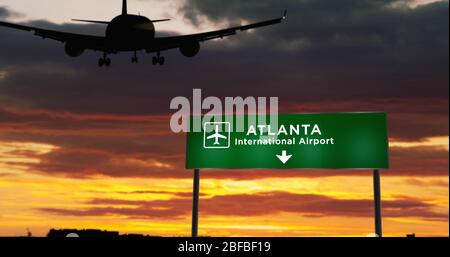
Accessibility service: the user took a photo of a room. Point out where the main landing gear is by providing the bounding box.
[98,53,111,67]
[131,51,138,63]
[152,52,165,66]
[96,51,165,66]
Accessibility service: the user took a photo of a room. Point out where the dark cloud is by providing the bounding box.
[179,0,449,99]
[389,146,449,175]
[39,191,449,221]
[0,7,9,18]
[0,6,21,19]
[282,99,449,141]
[181,0,449,59]
[16,146,184,179]
[116,190,208,198]
[0,1,448,115]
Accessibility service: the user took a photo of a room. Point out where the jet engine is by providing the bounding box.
[64,43,85,57]
[179,41,200,57]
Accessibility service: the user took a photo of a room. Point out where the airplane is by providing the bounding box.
[0,0,286,67]
[207,125,227,145]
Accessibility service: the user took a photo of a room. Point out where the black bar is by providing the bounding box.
[373,169,382,237]
[192,169,200,237]
[1,237,448,256]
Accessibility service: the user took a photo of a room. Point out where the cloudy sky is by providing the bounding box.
[0,0,448,236]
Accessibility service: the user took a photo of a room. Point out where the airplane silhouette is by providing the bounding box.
[0,0,286,67]
[207,125,227,145]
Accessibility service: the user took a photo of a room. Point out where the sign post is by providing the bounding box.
[373,169,382,237]
[186,113,389,237]
[191,169,200,237]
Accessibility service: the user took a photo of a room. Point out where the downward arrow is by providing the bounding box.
[276,150,292,164]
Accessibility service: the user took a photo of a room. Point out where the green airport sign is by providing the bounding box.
[186,113,389,169]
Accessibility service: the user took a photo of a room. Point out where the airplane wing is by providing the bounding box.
[0,10,286,55]
[206,134,217,140]
[147,11,287,53]
[0,21,110,52]
[207,134,227,140]
[216,134,227,139]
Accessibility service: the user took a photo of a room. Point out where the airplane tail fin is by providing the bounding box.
[122,0,127,15]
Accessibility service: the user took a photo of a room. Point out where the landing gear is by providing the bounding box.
[98,53,111,67]
[131,51,138,63]
[152,52,165,65]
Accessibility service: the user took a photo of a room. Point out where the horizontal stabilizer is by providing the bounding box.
[72,19,109,24]
[152,19,171,23]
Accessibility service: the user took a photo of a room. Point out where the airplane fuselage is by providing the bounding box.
[106,14,155,51]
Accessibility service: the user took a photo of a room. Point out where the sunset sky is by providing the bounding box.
[0,0,448,237]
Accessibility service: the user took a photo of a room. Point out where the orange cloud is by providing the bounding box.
[38,191,448,222]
